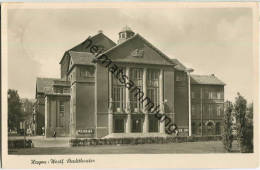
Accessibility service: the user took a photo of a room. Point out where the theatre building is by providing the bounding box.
[35,26,225,138]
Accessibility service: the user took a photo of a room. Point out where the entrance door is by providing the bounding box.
[206,122,214,135]
[149,116,159,132]
[215,122,221,135]
[114,118,125,133]
[132,118,142,132]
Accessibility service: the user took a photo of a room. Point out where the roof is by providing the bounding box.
[171,59,187,71]
[69,51,95,65]
[190,74,225,86]
[36,77,70,94]
[99,33,176,66]
[59,32,116,64]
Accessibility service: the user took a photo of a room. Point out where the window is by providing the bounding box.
[217,92,221,99]
[192,122,197,135]
[57,101,65,127]
[191,104,196,115]
[176,72,186,81]
[208,92,212,99]
[80,68,87,78]
[54,87,70,94]
[192,104,200,116]
[191,91,195,99]
[55,87,63,94]
[204,88,209,99]
[216,122,221,135]
[212,92,217,99]
[63,88,70,94]
[147,69,159,106]
[112,68,126,112]
[217,104,222,116]
[130,68,143,111]
[208,91,218,99]
[80,67,95,78]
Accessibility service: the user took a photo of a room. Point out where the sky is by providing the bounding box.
[7,7,253,102]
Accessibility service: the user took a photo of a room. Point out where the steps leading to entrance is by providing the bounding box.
[103,133,170,139]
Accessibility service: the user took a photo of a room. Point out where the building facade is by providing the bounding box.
[190,75,225,136]
[35,27,225,138]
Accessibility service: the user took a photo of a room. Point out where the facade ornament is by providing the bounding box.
[205,120,215,126]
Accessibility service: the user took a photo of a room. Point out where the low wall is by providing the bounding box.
[69,135,222,147]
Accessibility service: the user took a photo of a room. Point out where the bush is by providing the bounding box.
[222,101,233,152]
[8,139,33,149]
[69,135,222,147]
[234,93,254,153]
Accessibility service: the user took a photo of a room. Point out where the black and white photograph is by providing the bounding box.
[1,2,259,168]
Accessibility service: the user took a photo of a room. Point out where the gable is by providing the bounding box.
[103,34,175,66]
[59,32,116,76]
[69,32,116,55]
[67,51,95,73]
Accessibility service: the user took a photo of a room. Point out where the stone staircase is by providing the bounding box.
[103,133,170,139]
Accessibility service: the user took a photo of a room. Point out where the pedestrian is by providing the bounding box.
[53,130,56,138]
[42,127,45,136]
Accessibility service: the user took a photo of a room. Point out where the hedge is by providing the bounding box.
[8,139,33,149]
[69,135,222,147]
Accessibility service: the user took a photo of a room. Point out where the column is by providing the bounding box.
[142,68,148,133]
[44,95,50,137]
[159,69,165,133]
[108,110,113,134]
[70,92,76,137]
[125,67,131,133]
[108,71,113,134]
[187,71,192,136]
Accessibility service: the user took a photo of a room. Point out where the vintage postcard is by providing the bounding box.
[1,2,259,168]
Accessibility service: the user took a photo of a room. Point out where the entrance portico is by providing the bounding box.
[107,66,167,136]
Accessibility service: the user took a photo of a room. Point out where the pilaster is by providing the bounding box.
[125,67,131,133]
[142,68,148,133]
[159,69,165,133]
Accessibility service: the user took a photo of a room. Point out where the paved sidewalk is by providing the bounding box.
[9,136,71,148]
[8,141,240,155]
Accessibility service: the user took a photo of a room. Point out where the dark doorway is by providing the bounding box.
[149,115,159,132]
[192,122,197,135]
[132,118,142,133]
[114,118,125,133]
[215,122,221,135]
[206,122,214,135]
